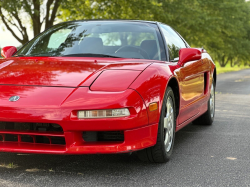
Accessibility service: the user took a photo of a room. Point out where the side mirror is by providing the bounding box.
[178,48,202,66]
[1,46,17,58]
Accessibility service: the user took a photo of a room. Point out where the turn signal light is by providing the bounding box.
[78,108,130,119]
[149,103,158,111]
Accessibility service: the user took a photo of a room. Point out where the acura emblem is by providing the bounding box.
[9,96,20,102]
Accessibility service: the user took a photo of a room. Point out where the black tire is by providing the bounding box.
[193,80,215,125]
[136,87,176,163]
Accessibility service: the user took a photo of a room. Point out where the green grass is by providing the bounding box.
[216,62,250,74]
[0,162,17,169]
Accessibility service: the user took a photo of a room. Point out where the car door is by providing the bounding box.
[160,24,208,125]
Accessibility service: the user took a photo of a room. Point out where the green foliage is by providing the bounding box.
[60,0,163,21]
[193,0,250,67]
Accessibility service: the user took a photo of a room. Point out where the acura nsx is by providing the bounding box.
[0,20,216,163]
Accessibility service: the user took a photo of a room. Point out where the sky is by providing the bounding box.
[0,21,34,48]
[0,1,50,48]
[0,23,24,48]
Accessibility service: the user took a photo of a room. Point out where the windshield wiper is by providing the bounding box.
[15,54,26,57]
[15,52,56,57]
[61,53,122,58]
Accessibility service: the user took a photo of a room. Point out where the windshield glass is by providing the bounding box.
[16,21,166,60]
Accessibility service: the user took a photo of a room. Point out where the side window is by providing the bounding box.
[160,24,186,61]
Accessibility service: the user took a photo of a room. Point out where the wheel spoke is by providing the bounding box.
[209,84,215,118]
[164,130,169,145]
[167,118,171,129]
[170,121,173,134]
[164,96,175,152]
[164,117,168,128]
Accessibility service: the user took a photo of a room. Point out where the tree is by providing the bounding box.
[60,0,164,21]
[194,0,250,67]
[0,0,61,45]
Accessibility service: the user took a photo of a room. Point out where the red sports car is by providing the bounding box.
[0,20,216,163]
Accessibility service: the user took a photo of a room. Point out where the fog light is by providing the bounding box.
[77,108,130,119]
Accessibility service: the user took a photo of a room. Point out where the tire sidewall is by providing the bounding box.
[159,87,176,159]
[207,80,215,123]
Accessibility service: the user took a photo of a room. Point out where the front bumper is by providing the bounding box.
[0,86,158,154]
[0,123,158,154]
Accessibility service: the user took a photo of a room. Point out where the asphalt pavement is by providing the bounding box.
[0,69,250,187]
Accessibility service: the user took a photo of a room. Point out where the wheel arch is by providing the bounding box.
[166,77,180,118]
[129,63,181,126]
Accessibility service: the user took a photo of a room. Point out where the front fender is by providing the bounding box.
[129,62,178,125]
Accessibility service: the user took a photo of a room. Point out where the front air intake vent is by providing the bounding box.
[83,131,124,142]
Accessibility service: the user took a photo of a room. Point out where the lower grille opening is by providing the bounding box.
[0,121,65,145]
[0,122,63,132]
[83,131,124,142]
[21,135,33,143]
[51,137,66,145]
[36,136,50,144]
[20,135,66,145]
[5,134,18,142]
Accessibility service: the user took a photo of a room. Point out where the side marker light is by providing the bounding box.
[149,103,158,111]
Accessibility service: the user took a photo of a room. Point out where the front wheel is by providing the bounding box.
[136,87,176,163]
[193,80,215,125]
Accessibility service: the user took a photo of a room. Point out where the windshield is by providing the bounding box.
[16,21,166,60]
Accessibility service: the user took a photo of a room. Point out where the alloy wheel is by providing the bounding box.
[164,97,174,152]
[210,84,215,118]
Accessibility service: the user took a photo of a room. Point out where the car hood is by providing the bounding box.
[0,57,153,87]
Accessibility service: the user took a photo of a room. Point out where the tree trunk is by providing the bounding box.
[230,58,234,67]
